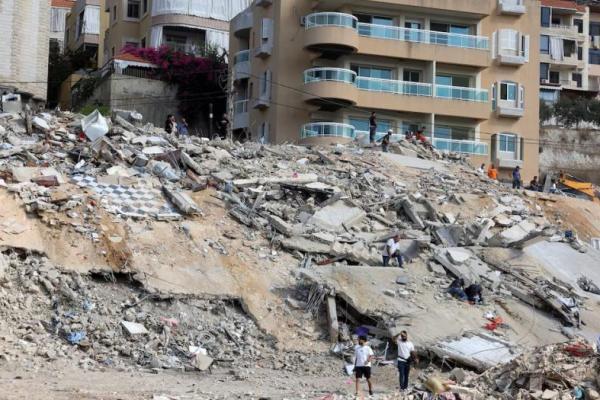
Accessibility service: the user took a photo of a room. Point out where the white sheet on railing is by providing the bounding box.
[150,25,164,47]
[153,0,250,20]
[84,6,100,35]
[50,7,69,33]
[550,37,564,60]
[206,29,229,53]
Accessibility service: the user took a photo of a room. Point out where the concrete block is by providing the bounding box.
[308,200,366,232]
[446,248,471,265]
[326,296,339,343]
[120,321,148,335]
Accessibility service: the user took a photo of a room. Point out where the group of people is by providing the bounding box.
[353,330,417,396]
[164,113,230,138]
[478,163,525,190]
[370,112,431,153]
[447,278,484,304]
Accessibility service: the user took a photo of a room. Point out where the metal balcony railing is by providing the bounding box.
[433,137,489,155]
[300,122,355,139]
[304,68,357,84]
[234,49,250,64]
[356,77,433,96]
[435,85,489,102]
[234,99,248,114]
[305,12,358,30]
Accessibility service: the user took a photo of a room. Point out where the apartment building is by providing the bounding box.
[50,0,76,53]
[0,0,50,100]
[102,0,250,64]
[230,0,541,180]
[64,0,110,68]
[539,0,589,102]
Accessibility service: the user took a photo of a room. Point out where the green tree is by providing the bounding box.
[553,96,589,128]
[539,99,553,124]
[47,47,97,108]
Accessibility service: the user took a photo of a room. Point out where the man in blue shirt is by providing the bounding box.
[512,166,522,189]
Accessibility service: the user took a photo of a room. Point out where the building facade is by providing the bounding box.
[230,0,541,180]
[64,0,110,68]
[102,0,250,64]
[50,0,75,53]
[0,0,50,101]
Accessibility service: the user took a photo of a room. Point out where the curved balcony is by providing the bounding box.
[303,68,358,108]
[304,12,359,56]
[300,122,355,145]
[233,50,251,82]
[232,10,253,38]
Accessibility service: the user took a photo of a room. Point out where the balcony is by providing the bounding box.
[254,43,273,58]
[495,103,524,118]
[253,95,270,109]
[232,10,253,38]
[358,23,489,51]
[163,41,204,56]
[304,12,359,55]
[435,85,488,102]
[498,0,526,15]
[300,122,355,144]
[233,100,249,130]
[356,77,433,96]
[303,68,358,107]
[497,50,527,66]
[433,138,488,155]
[233,50,251,82]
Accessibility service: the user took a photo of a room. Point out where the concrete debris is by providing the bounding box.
[120,321,149,335]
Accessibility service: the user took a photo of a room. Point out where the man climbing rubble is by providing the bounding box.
[394,330,417,392]
[465,283,484,304]
[382,234,404,268]
[447,278,467,301]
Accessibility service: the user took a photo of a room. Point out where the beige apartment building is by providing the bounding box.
[0,0,50,101]
[229,0,542,180]
[102,0,250,65]
[64,0,110,68]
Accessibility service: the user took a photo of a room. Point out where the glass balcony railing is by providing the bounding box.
[304,68,357,84]
[234,99,248,114]
[433,137,489,155]
[356,77,433,96]
[234,49,250,64]
[435,85,489,102]
[357,23,489,50]
[305,12,358,30]
[300,122,356,139]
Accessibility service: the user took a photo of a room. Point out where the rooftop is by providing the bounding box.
[541,0,587,12]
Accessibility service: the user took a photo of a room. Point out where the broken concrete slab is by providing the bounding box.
[281,237,330,254]
[307,200,366,232]
[120,321,148,335]
[382,152,447,172]
[429,332,520,371]
[446,248,471,264]
[233,173,319,188]
[489,220,539,247]
[162,187,201,215]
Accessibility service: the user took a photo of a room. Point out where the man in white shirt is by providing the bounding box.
[354,336,375,397]
[382,234,404,268]
[395,330,417,391]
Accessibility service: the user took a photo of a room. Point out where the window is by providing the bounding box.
[77,11,84,38]
[590,49,600,65]
[111,47,115,57]
[436,74,471,87]
[127,0,140,19]
[551,16,561,26]
[541,7,551,27]
[578,46,583,61]
[499,29,518,53]
[351,65,392,79]
[499,133,517,153]
[434,125,473,141]
[550,71,560,84]
[574,19,583,34]
[349,117,391,134]
[540,35,549,54]
[354,14,393,25]
[540,63,550,81]
[65,28,69,43]
[142,0,148,14]
[141,37,146,48]
[113,5,117,21]
[403,70,421,82]
[591,22,600,37]
[573,73,582,88]
[500,82,517,101]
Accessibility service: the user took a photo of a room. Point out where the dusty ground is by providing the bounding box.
[537,194,600,242]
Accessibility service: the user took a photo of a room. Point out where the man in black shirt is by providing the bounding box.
[369,112,377,144]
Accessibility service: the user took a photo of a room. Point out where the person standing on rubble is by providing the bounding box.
[178,118,189,137]
[395,330,417,392]
[369,112,377,143]
[512,166,522,189]
[382,234,404,268]
[487,164,498,180]
[353,336,375,397]
[164,114,176,134]
[477,163,486,175]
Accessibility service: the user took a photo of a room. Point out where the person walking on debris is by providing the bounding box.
[465,283,484,304]
[382,234,404,268]
[395,330,417,392]
[512,166,522,189]
[487,164,498,180]
[448,278,467,301]
[369,112,377,143]
[381,130,392,152]
[164,114,176,134]
[353,336,375,397]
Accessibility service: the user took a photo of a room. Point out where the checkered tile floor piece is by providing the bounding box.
[72,175,179,218]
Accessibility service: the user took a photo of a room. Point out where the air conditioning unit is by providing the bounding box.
[300,16,306,27]
[541,79,550,84]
